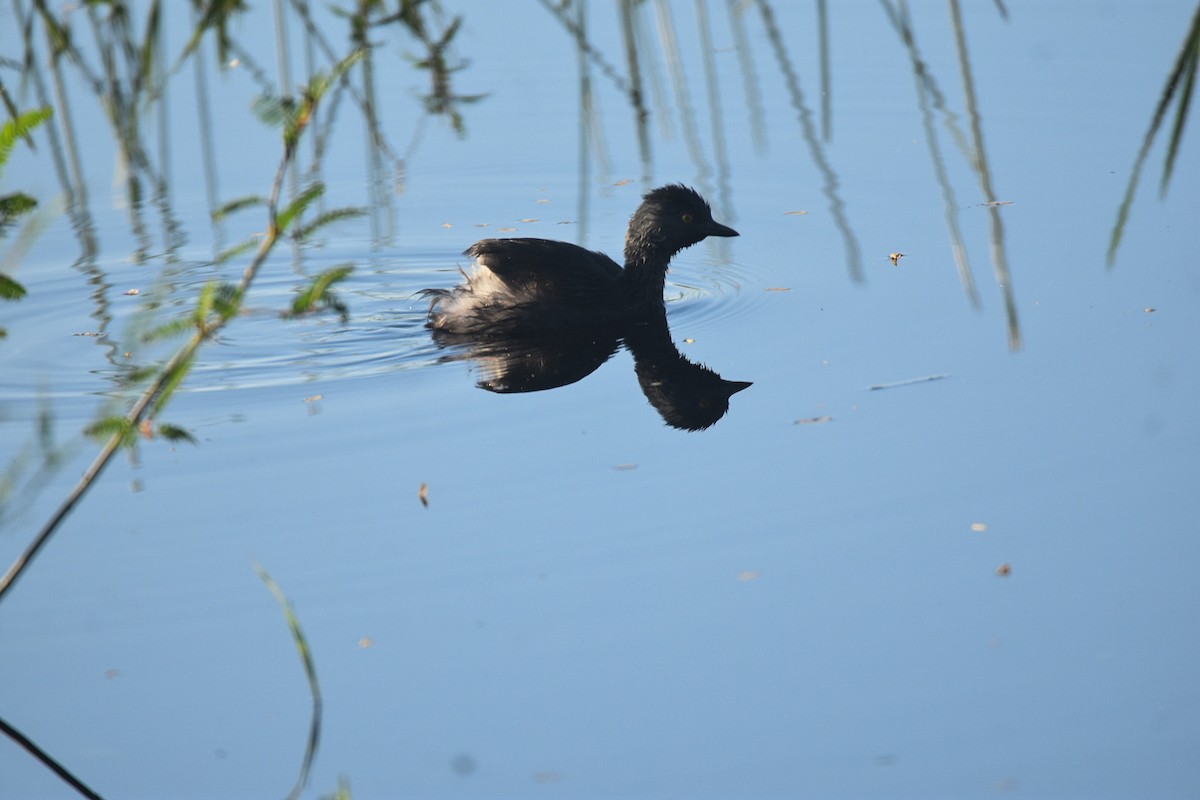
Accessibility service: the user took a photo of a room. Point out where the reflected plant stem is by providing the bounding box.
[697,0,736,227]
[273,0,295,109]
[147,13,186,265]
[884,0,980,306]
[18,3,119,372]
[354,5,395,247]
[85,4,154,265]
[30,5,88,208]
[82,7,172,362]
[1157,6,1199,195]
[577,0,594,244]
[0,81,32,144]
[13,0,97,256]
[273,0,302,267]
[582,15,616,194]
[817,0,831,142]
[360,14,382,244]
[41,7,121,355]
[757,0,863,281]
[1108,1,1200,267]
[949,0,1020,350]
[192,5,224,255]
[727,0,768,156]
[0,399,84,539]
[654,0,714,193]
[255,565,322,800]
[153,8,177,254]
[27,0,103,88]
[311,62,347,179]
[288,0,404,191]
[636,1,672,146]
[0,715,106,800]
[619,0,653,178]
[540,0,643,114]
[46,33,89,217]
[540,0,648,176]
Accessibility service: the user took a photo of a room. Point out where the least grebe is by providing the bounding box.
[424,184,738,334]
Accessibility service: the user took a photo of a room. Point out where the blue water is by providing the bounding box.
[2,2,1198,798]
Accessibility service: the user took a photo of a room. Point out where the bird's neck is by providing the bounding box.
[621,247,672,305]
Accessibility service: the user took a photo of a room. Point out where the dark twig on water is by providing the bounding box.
[0,716,106,800]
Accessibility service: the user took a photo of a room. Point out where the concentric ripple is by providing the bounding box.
[662,251,773,333]
[4,240,770,420]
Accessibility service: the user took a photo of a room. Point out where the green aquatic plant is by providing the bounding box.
[287,262,354,321]
[0,105,53,335]
[0,51,362,604]
[0,50,363,800]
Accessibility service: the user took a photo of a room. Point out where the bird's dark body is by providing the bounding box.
[424,185,737,336]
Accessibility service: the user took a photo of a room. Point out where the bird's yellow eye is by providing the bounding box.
[681,213,694,223]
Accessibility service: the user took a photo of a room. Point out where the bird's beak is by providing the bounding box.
[707,221,739,238]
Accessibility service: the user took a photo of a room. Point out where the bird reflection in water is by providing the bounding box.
[430,306,750,431]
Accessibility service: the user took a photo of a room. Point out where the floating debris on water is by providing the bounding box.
[868,374,950,391]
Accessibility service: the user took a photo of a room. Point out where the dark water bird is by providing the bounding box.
[424,184,738,335]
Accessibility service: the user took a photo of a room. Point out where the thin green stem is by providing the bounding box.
[0,85,308,604]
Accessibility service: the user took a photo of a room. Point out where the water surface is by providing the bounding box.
[2,2,1198,798]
